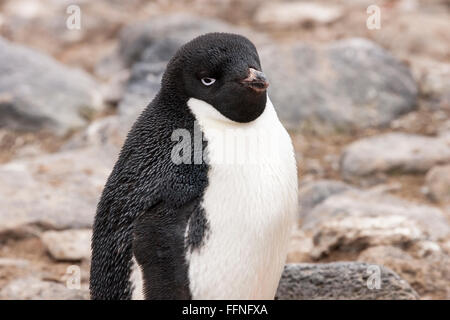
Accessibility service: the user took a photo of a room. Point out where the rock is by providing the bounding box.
[439,120,450,138]
[340,132,450,179]
[63,116,126,150]
[410,58,450,109]
[302,159,325,177]
[276,262,419,300]
[100,69,130,105]
[425,165,450,204]
[358,246,450,299]
[303,189,450,238]
[287,228,314,263]
[311,215,424,260]
[0,276,89,300]
[41,229,92,262]
[0,37,104,135]
[301,189,450,259]
[409,240,443,258]
[255,2,343,28]
[372,13,450,63]
[261,38,418,131]
[390,108,449,134]
[1,0,132,72]
[298,179,354,218]
[0,258,29,268]
[0,147,116,240]
[442,239,450,255]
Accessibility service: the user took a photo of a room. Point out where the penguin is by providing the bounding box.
[90,32,298,300]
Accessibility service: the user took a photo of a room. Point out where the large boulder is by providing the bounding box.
[0,146,116,240]
[340,132,450,180]
[261,38,418,131]
[300,189,449,259]
[276,262,419,300]
[0,37,104,135]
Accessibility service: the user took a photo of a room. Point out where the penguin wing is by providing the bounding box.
[132,191,207,299]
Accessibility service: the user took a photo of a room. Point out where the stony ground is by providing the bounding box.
[0,0,449,299]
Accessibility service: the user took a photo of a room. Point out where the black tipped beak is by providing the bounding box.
[240,68,269,93]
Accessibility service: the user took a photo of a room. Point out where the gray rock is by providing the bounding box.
[276,262,419,300]
[358,246,450,299]
[41,229,92,262]
[261,38,418,131]
[425,165,450,204]
[298,179,354,218]
[0,147,116,240]
[301,189,450,259]
[340,132,450,179]
[302,189,450,237]
[0,37,104,135]
[0,276,89,300]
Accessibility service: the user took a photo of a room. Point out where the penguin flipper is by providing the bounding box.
[132,198,205,299]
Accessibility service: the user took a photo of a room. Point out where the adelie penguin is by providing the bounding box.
[90,33,298,300]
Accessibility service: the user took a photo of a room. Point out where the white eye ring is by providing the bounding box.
[201,77,216,86]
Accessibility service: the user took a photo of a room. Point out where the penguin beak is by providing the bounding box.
[240,68,269,93]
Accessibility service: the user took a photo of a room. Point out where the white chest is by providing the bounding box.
[186,97,298,299]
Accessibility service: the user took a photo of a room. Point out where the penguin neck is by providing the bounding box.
[158,86,188,107]
[159,64,189,106]
[187,95,277,131]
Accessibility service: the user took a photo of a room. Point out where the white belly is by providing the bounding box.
[186,96,298,299]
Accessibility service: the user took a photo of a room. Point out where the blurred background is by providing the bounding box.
[0,0,449,300]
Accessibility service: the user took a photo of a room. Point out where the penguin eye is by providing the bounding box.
[201,77,216,86]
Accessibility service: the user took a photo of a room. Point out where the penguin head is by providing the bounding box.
[162,33,268,123]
